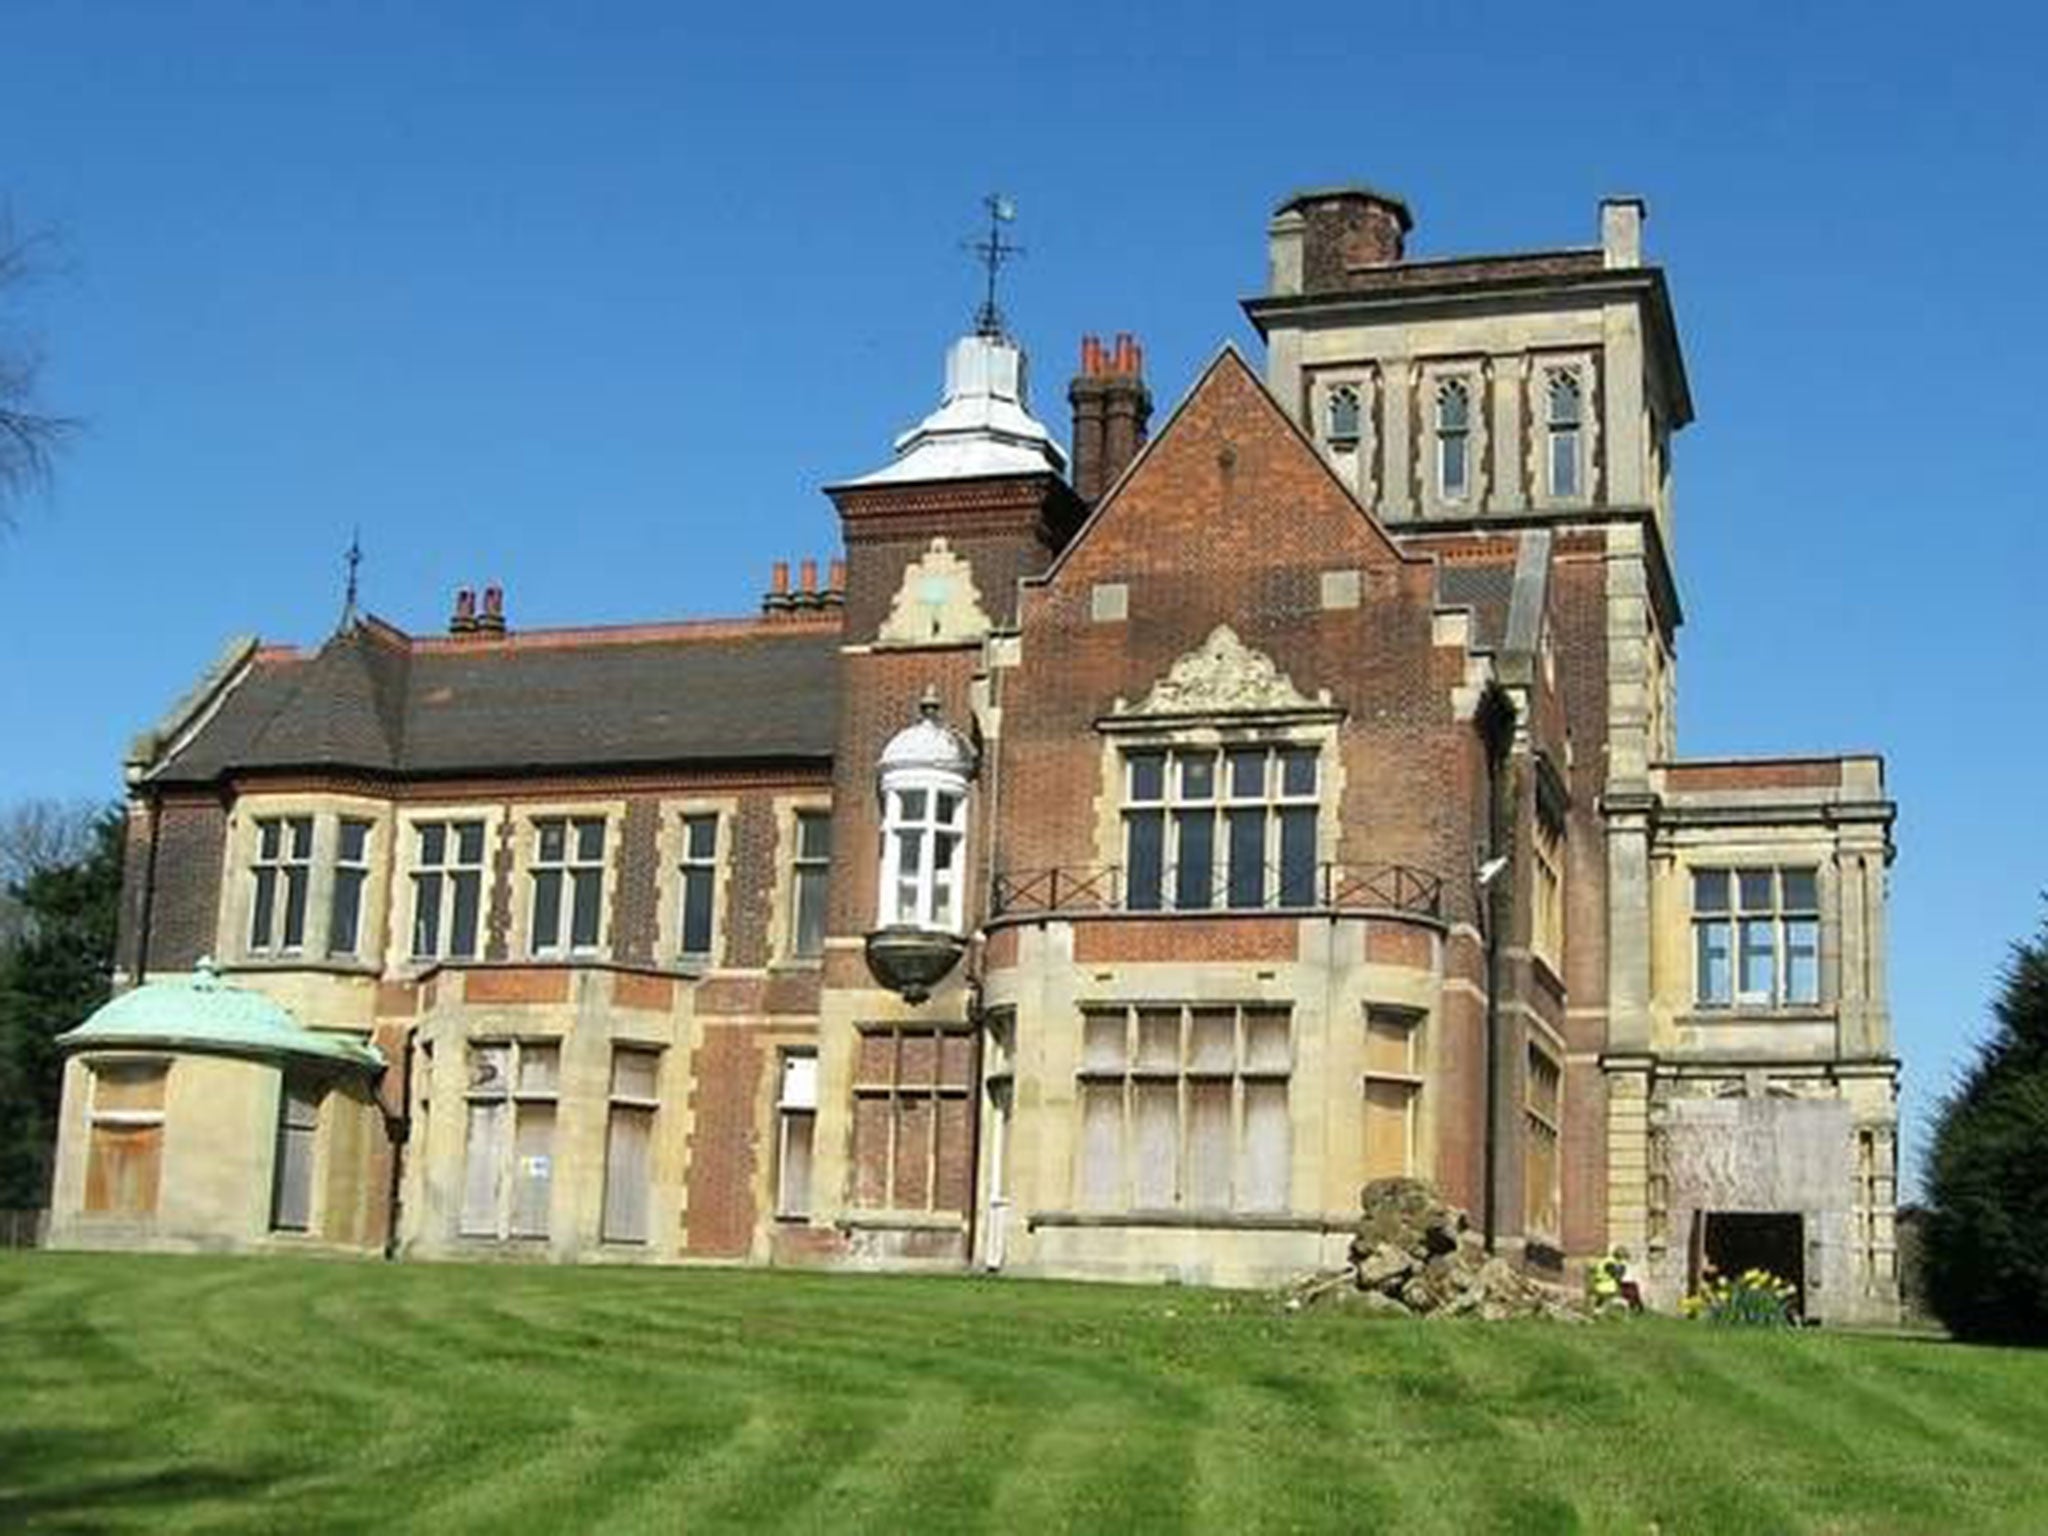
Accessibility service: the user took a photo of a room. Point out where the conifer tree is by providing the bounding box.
[0,809,120,1209]
[1925,915,2048,1344]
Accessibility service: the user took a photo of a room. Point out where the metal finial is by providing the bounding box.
[964,193,1023,339]
[339,526,363,631]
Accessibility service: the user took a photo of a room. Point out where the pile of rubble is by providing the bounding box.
[1286,1178,1589,1321]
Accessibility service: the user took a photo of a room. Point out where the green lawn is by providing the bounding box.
[3,1254,2045,1534]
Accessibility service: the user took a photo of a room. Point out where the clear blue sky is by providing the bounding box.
[3,1,2042,1183]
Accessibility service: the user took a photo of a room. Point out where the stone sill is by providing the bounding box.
[837,1212,965,1233]
[1028,1210,1345,1234]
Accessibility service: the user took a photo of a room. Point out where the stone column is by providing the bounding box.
[1490,352,1524,512]
[1382,362,1414,521]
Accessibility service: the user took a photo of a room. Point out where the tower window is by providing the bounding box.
[1436,379,1471,499]
[1326,385,1361,446]
[1547,371,1583,498]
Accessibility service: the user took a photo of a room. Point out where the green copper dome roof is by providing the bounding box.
[59,960,382,1071]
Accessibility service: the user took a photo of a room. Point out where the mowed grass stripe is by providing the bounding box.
[7,1254,2048,1534]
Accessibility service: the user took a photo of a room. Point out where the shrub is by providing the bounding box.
[1924,918,2048,1345]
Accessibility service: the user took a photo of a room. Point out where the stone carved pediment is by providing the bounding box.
[878,537,993,647]
[1117,625,1330,718]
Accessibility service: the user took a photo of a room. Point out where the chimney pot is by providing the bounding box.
[1601,196,1646,269]
[1070,330,1152,504]
[450,587,477,634]
[476,584,506,635]
[771,560,790,594]
[828,557,846,594]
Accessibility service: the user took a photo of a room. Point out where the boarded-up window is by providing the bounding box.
[603,1047,660,1243]
[461,1041,558,1239]
[1073,1004,1292,1214]
[1524,1044,1562,1240]
[776,1051,817,1217]
[84,1061,167,1217]
[849,1026,976,1212]
[1363,1008,1422,1180]
[270,1076,322,1232]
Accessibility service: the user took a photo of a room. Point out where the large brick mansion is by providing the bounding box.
[49,186,1900,1320]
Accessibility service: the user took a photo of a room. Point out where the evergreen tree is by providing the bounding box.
[0,808,120,1209]
[1925,915,2048,1344]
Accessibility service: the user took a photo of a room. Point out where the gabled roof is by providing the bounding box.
[1038,343,1418,585]
[146,617,841,785]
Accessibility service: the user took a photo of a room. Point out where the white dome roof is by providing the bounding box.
[880,694,976,777]
[850,333,1067,486]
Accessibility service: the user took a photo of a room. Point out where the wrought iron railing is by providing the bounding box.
[990,862,1443,920]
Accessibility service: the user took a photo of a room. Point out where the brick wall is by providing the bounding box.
[683,1024,765,1257]
[135,794,227,973]
[997,353,1483,915]
[611,796,660,964]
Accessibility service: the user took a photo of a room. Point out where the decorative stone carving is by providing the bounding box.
[1117,625,1330,717]
[878,537,993,647]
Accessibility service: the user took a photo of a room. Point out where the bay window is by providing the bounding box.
[1122,746,1318,912]
[1693,866,1821,1009]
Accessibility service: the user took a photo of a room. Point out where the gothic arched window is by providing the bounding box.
[1326,385,1361,446]
[1436,379,1471,499]
[1547,371,1583,498]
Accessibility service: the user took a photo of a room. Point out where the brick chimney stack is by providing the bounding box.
[1069,332,1152,504]
[1268,185,1414,297]
[761,556,847,618]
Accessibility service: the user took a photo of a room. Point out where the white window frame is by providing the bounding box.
[407,817,489,963]
[877,772,968,932]
[776,1049,818,1218]
[527,815,608,958]
[1692,866,1822,1010]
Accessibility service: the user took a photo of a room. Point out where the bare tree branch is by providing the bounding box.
[0,208,77,529]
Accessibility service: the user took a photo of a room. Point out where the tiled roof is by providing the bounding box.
[150,618,840,783]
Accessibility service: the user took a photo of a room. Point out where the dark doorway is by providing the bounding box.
[1699,1212,1805,1317]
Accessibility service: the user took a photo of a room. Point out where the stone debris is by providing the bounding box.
[1284,1177,1590,1322]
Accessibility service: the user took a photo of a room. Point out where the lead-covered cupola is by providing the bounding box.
[848,330,1068,487]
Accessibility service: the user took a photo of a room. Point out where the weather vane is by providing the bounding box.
[338,526,362,632]
[964,193,1023,339]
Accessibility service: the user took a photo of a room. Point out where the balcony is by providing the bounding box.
[990,862,1444,921]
